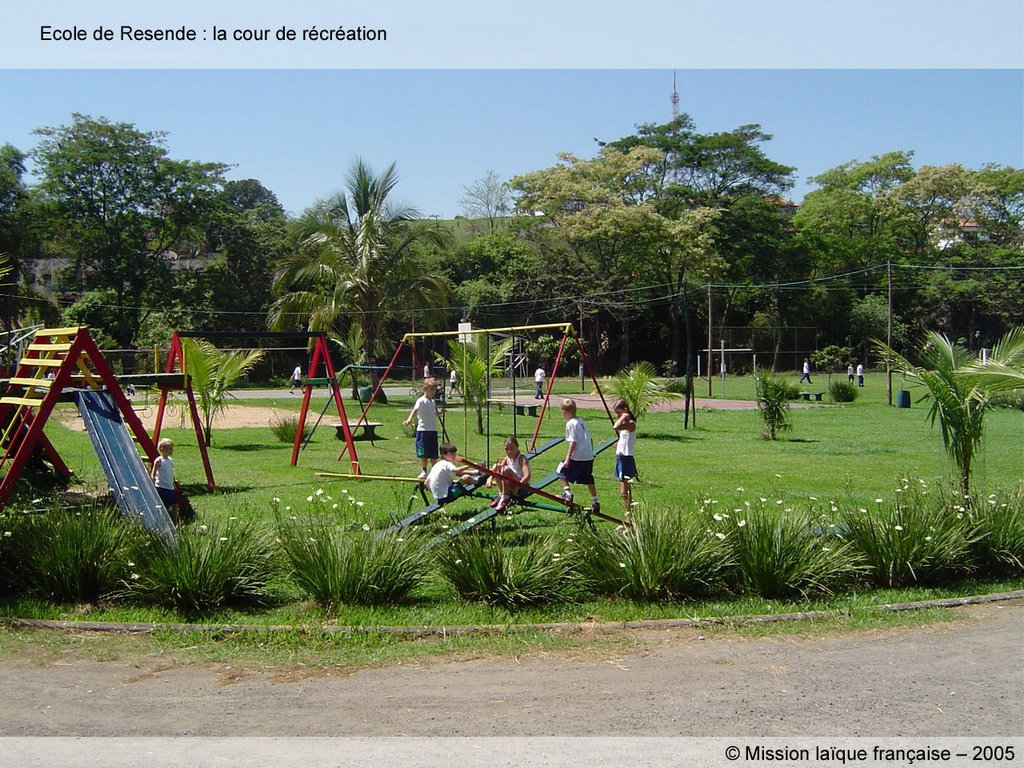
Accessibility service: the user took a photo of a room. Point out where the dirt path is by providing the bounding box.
[1,602,1020,738]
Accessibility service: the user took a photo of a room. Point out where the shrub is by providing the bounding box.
[2,504,145,603]
[573,506,732,602]
[729,506,863,599]
[278,516,429,606]
[662,377,690,395]
[840,484,979,587]
[971,487,1024,575]
[755,372,793,440]
[129,519,278,616]
[829,380,858,403]
[437,532,582,610]
[269,413,311,443]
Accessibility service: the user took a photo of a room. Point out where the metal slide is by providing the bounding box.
[75,390,175,538]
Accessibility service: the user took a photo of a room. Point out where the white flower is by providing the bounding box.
[715,532,726,540]
[859,508,868,514]
[355,501,364,507]
[199,524,208,532]
[219,537,228,541]
[736,487,745,492]
[774,473,782,478]
[361,524,370,531]
[306,496,313,502]
[455,559,463,565]
[925,536,932,541]
[713,513,723,521]
[619,562,626,568]
[285,506,291,511]
[875,498,883,504]
[776,499,783,505]
[332,503,338,509]
[315,488,324,496]
[759,497,767,503]
[737,520,746,527]
[894,525,903,531]
[272,497,281,504]
[340,489,349,494]
[808,496,818,501]
[2,531,10,538]
[127,561,135,567]
[130,573,139,580]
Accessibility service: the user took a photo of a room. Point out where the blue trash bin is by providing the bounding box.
[896,390,911,408]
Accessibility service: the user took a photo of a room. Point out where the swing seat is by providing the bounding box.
[331,422,384,441]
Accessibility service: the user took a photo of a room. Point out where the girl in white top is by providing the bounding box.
[151,438,179,522]
[612,399,637,513]
[487,436,532,512]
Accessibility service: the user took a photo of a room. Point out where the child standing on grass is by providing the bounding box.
[556,398,599,515]
[151,438,179,523]
[403,377,442,479]
[488,435,532,512]
[426,443,480,504]
[611,399,637,514]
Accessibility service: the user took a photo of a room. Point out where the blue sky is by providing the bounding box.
[2,1,1021,218]
[2,69,1020,218]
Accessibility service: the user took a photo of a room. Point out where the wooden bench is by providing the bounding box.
[799,391,824,402]
[330,422,384,441]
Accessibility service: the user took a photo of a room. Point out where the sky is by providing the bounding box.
[1,1,1021,219]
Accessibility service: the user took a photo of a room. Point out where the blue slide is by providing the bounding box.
[75,390,176,539]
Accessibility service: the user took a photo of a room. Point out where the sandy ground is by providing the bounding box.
[0,602,1020,738]
[55,403,290,432]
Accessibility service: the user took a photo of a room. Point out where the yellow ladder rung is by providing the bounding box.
[26,343,72,353]
[24,358,64,368]
[0,396,46,407]
[7,377,51,388]
[35,327,83,337]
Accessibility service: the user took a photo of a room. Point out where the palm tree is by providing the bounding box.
[442,336,512,434]
[876,327,1024,497]
[608,361,675,422]
[182,338,265,446]
[268,160,448,379]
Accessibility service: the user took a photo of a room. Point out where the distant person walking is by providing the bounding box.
[848,364,855,384]
[799,358,812,385]
[856,363,865,387]
[289,364,303,394]
[534,364,546,399]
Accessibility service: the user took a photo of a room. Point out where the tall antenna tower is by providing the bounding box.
[670,71,679,120]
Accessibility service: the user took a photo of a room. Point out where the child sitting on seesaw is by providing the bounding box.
[487,435,531,512]
[425,443,480,504]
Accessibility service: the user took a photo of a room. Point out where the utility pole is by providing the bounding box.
[886,261,893,406]
[706,283,713,397]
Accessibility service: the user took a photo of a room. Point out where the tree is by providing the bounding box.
[31,114,227,348]
[876,327,1024,497]
[608,361,675,422]
[181,338,265,446]
[269,159,449,377]
[442,336,512,434]
[459,170,510,232]
[754,372,793,441]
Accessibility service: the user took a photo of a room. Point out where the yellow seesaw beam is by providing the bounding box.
[314,472,425,483]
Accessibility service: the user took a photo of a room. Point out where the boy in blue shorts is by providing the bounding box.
[556,398,599,515]
[403,377,442,480]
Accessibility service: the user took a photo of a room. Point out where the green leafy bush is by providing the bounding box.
[829,380,858,403]
[278,516,429,606]
[755,372,794,440]
[129,519,278,616]
[437,532,582,610]
[573,506,732,602]
[840,484,979,587]
[729,506,863,598]
[269,413,311,443]
[1,505,144,603]
[970,487,1024,575]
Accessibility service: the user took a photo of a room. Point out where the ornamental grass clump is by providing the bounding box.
[840,483,979,588]
[278,516,429,606]
[269,413,311,443]
[129,519,278,616]
[2,504,145,603]
[573,505,732,602]
[828,380,858,403]
[730,505,863,599]
[969,487,1024,575]
[436,532,583,610]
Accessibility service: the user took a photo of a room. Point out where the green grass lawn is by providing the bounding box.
[31,373,1023,532]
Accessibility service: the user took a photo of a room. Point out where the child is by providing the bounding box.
[403,377,442,479]
[151,438,179,523]
[612,399,637,513]
[426,443,479,504]
[289,364,303,394]
[556,398,599,515]
[488,436,532,512]
[533,364,546,399]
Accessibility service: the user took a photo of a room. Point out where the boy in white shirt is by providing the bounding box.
[426,443,479,504]
[403,377,442,479]
[556,398,599,515]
